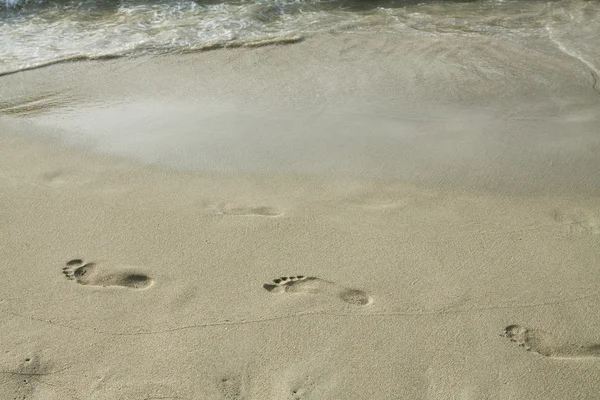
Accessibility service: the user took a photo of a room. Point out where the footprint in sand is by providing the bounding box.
[219,376,244,400]
[504,324,600,359]
[551,209,600,235]
[62,259,153,290]
[2,355,56,399]
[263,276,372,306]
[218,204,282,217]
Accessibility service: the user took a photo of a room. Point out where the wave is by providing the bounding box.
[0,0,497,10]
[0,34,304,76]
[1,0,599,76]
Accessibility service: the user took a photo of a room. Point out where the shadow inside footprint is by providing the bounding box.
[504,324,600,358]
[263,276,372,306]
[62,259,153,290]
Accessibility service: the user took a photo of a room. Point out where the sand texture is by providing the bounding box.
[1,32,600,399]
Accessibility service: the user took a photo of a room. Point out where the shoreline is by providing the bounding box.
[2,32,599,196]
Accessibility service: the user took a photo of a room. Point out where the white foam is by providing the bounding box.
[1,0,599,75]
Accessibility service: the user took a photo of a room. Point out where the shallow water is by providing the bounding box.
[1,0,599,75]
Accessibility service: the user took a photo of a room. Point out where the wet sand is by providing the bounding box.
[0,32,599,399]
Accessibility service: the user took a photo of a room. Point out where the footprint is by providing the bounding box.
[218,204,282,217]
[288,375,319,400]
[551,209,600,235]
[0,355,78,399]
[219,376,244,400]
[41,169,81,186]
[343,191,409,211]
[62,259,153,290]
[1,356,43,399]
[504,325,600,358]
[263,276,372,306]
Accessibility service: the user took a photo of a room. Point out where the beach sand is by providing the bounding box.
[1,32,599,399]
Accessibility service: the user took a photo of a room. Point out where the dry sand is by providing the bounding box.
[1,32,599,399]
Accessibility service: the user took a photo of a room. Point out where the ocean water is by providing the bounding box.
[1,0,599,75]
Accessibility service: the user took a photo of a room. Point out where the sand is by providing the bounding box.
[0,31,599,399]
